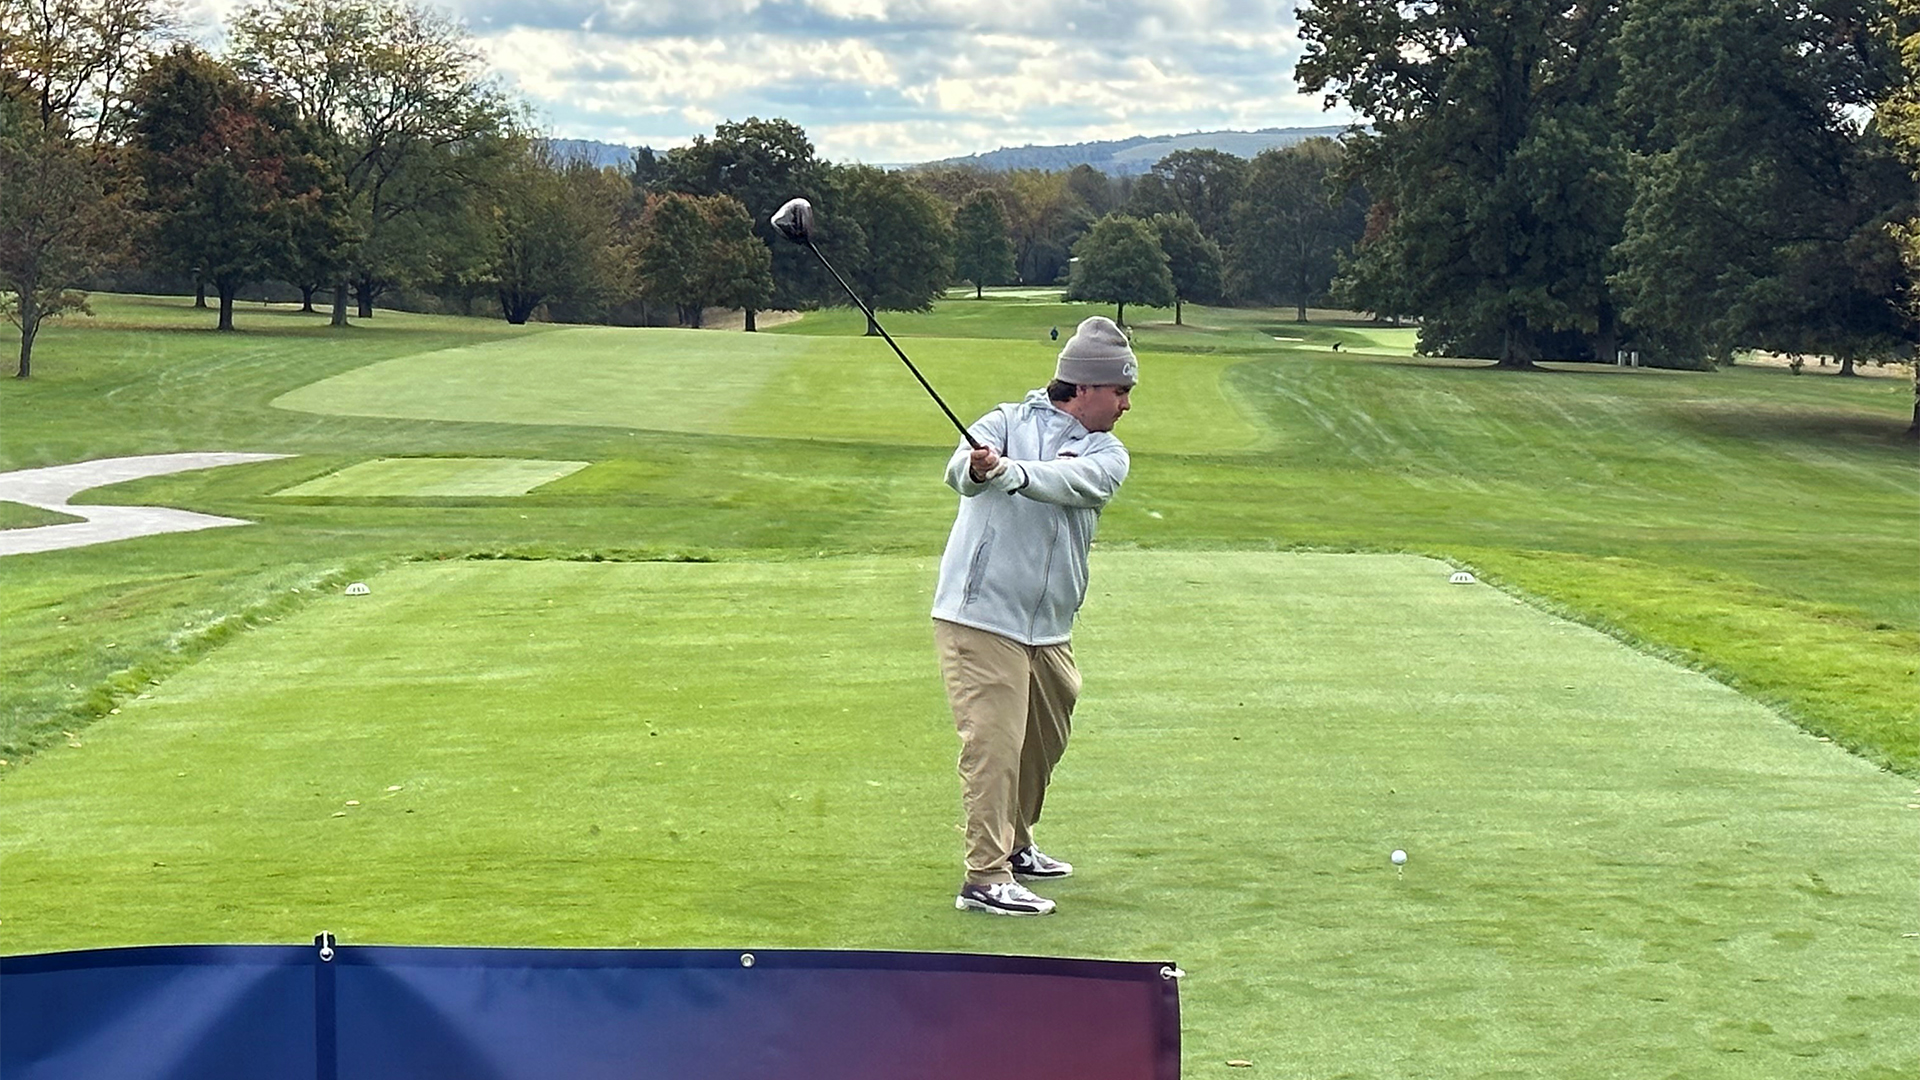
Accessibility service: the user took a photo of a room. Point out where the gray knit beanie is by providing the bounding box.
[1055,316,1138,386]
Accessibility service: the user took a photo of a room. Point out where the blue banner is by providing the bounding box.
[3,942,1181,1079]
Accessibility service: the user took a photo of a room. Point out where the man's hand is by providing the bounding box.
[968,445,1004,483]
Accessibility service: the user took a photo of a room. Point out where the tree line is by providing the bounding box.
[0,0,1375,377]
[1296,0,1919,390]
[4,0,1915,432]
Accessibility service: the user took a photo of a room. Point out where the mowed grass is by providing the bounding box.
[0,292,1916,1076]
[0,502,81,529]
[270,323,1269,453]
[2,553,1912,1078]
[272,457,590,497]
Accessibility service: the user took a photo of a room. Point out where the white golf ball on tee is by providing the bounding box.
[1390,849,1408,865]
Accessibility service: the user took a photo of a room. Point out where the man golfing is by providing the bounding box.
[767,201,1132,914]
[933,316,1136,916]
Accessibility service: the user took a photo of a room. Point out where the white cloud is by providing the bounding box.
[181,0,1343,163]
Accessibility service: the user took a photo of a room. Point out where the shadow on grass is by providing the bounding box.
[1667,401,1916,448]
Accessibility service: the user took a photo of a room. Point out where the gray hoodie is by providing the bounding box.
[931,389,1131,646]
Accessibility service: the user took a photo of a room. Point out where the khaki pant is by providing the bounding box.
[933,619,1081,885]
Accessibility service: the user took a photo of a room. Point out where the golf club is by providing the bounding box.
[771,197,982,450]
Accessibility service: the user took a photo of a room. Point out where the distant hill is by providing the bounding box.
[918,126,1352,174]
[542,127,1352,175]
[544,138,646,169]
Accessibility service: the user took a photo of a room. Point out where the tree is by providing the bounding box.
[1123,171,1177,219]
[1004,168,1093,285]
[1297,1,1629,367]
[1151,211,1223,326]
[1067,214,1174,326]
[661,117,826,326]
[629,146,666,193]
[1884,0,1920,435]
[486,145,623,324]
[279,184,358,314]
[908,163,1002,207]
[1613,0,1915,377]
[128,46,336,332]
[952,189,1015,298]
[0,0,173,142]
[0,0,159,376]
[1063,163,1119,219]
[0,96,129,375]
[1228,139,1366,322]
[631,191,770,327]
[827,163,953,334]
[1149,149,1247,247]
[228,0,516,324]
[697,194,773,320]
[635,192,714,326]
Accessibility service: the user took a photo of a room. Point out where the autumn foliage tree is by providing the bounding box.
[0,0,160,375]
[129,46,345,331]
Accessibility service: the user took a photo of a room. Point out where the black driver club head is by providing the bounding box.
[771,198,814,244]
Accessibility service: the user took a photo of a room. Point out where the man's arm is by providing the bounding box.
[981,442,1129,509]
[946,410,1010,496]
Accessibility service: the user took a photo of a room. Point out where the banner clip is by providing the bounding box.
[316,932,336,962]
[1160,965,1185,980]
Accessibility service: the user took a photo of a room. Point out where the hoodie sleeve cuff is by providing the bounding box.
[987,463,1028,493]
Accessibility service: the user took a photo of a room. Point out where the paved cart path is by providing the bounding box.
[0,453,290,557]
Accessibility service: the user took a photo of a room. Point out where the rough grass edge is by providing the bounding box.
[0,563,370,771]
[1447,551,1916,779]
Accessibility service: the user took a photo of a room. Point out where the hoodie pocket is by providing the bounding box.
[961,524,996,607]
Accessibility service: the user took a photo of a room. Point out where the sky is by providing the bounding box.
[181,0,1353,165]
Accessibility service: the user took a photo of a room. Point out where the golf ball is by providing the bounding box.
[1390,849,1408,865]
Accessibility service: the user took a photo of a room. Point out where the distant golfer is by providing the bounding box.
[933,315,1136,916]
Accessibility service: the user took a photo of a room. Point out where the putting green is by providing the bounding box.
[272,458,590,498]
[2,552,1911,1078]
[268,325,1269,453]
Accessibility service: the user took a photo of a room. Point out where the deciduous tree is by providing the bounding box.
[632,191,770,327]
[1151,211,1223,326]
[661,117,825,326]
[828,163,953,334]
[0,0,159,375]
[1149,149,1247,248]
[1004,169,1092,285]
[952,189,1015,298]
[1228,139,1366,323]
[1614,0,1915,381]
[1067,214,1174,326]
[635,192,713,327]
[0,0,173,141]
[1883,0,1920,435]
[129,46,337,332]
[487,146,624,324]
[228,0,516,324]
[0,95,128,375]
[1297,0,1629,367]
[698,194,773,321]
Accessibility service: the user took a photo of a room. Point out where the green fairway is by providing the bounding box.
[1,553,1911,1077]
[272,457,590,497]
[270,323,1269,453]
[2,292,1916,1077]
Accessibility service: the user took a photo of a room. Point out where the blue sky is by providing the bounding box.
[186,1,1351,164]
